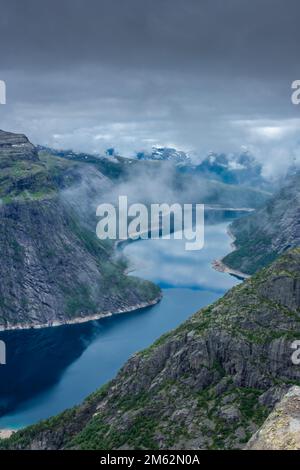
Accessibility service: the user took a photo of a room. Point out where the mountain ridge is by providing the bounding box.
[0,130,161,330]
[2,248,300,449]
[222,171,300,274]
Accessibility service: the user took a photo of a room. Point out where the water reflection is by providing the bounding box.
[0,212,241,429]
[0,322,99,416]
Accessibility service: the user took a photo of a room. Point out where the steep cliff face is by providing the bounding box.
[222,172,300,274]
[0,130,38,162]
[246,386,300,450]
[0,130,161,329]
[0,198,160,329]
[0,130,80,203]
[3,248,300,450]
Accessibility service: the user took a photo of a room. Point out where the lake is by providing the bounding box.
[0,211,241,429]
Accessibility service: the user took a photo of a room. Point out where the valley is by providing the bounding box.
[1,0,300,455]
[0,129,299,450]
[0,215,239,429]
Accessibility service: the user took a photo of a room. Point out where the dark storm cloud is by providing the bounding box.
[1,0,300,175]
[1,0,300,77]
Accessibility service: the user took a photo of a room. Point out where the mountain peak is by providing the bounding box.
[0,129,38,162]
[136,146,191,165]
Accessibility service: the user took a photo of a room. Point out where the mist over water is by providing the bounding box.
[0,213,239,429]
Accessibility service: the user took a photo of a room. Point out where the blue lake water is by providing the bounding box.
[0,213,240,429]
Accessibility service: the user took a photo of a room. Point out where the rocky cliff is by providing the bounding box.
[246,386,300,450]
[222,172,300,274]
[0,130,161,329]
[2,248,300,449]
[0,129,38,162]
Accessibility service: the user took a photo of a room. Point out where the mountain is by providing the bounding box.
[222,171,300,275]
[41,145,271,210]
[0,130,161,330]
[136,147,191,165]
[191,151,273,190]
[0,129,39,162]
[169,171,270,209]
[38,145,288,195]
[0,133,83,204]
[36,145,137,181]
[3,248,300,450]
[135,146,272,191]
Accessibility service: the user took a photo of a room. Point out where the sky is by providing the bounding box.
[1,0,300,176]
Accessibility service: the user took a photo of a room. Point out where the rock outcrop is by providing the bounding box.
[246,386,300,450]
[2,248,300,450]
[0,130,38,163]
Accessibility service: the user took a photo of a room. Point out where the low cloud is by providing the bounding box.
[1,0,300,179]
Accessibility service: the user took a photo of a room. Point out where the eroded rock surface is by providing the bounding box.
[246,386,300,450]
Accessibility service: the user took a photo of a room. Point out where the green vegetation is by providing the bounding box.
[223,235,278,274]
[0,132,298,450]
[223,172,300,274]
[0,151,80,203]
[70,413,160,450]
[1,250,300,450]
[0,134,162,329]
[64,284,97,318]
